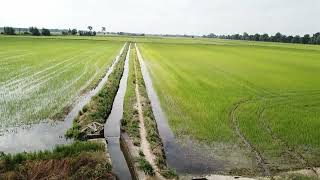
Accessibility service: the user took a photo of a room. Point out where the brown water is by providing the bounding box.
[136,44,224,175]
[104,45,132,180]
[0,44,126,154]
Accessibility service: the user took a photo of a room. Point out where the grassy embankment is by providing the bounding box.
[140,42,320,175]
[122,45,176,178]
[0,36,122,129]
[66,43,129,140]
[0,141,114,179]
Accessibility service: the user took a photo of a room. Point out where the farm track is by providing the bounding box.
[230,100,271,176]
[1,50,94,90]
[230,91,320,177]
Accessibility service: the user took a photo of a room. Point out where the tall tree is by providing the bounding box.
[87,26,93,31]
[101,27,106,35]
[41,28,51,36]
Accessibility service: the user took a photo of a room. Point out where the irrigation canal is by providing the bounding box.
[104,44,132,179]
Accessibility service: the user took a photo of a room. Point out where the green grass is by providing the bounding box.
[122,45,141,146]
[0,36,123,128]
[139,41,320,172]
[137,157,155,176]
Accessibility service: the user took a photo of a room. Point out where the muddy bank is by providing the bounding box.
[0,43,126,153]
[135,44,225,175]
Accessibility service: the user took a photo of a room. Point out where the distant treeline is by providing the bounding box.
[1,27,97,36]
[2,27,52,36]
[203,32,320,45]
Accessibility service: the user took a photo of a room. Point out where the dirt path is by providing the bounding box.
[133,52,165,180]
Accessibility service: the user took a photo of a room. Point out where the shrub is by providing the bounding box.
[41,28,51,36]
[3,27,15,35]
[29,27,40,36]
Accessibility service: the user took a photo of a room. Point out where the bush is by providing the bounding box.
[29,27,40,36]
[23,32,31,35]
[41,28,51,36]
[78,30,96,36]
[3,27,15,35]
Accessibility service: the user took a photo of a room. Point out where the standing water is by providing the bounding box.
[0,44,126,153]
[135,44,224,175]
[104,45,132,180]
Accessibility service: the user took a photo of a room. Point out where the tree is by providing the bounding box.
[253,33,260,41]
[301,34,310,44]
[260,33,269,41]
[41,28,51,36]
[29,27,40,36]
[286,36,294,43]
[71,29,77,35]
[291,35,301,44]
[274,32,282,42]
[87,26,93,31]
[102,27,106,35]
[316,36,320,45]
[242,32,249,40]
[3,27,15,35]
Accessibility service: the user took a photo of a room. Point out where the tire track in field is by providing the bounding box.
[0,52,33,61]
[2,49,98,93]
[5,56,88,97]
[0,50,109,124]
[230,100,272,177]
[258,101,319,177]
[0,47,79,84]
[0,47,90,88]
[232,93,320,177]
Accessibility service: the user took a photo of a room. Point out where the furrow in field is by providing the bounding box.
[258,99,320,176]
[0,49,90,90]
[230,100,271,176]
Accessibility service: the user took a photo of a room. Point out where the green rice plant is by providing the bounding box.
[139,41,320,173]
[0,36,123,129]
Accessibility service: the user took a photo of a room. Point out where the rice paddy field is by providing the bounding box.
[1,34,320,177]
[0,36,123,129]
[139,42,320,173]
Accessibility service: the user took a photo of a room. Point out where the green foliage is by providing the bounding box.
[41,28,51,36]
[138,158,155,176]
[29,27,40,36]
[204,32,320,45]
[3,27,15,35]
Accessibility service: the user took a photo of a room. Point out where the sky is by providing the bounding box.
[0,0,320,36]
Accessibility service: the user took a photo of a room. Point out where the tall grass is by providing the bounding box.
[0,141,105,171]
